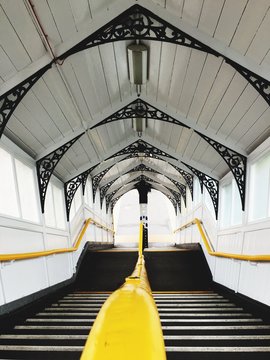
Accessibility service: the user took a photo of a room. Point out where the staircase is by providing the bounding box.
[1,290,270,359]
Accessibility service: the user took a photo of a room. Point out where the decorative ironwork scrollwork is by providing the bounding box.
[36,133,84,213]
[165,175,186,206]
[165,186,182,213]
[196,131,246,210]
[64,165,96,221]
[170,163,194,200]
[126,163,160,175]
[91,99,189,130]
[100,178,118,208]
[106,139,177,161]
[183,162,219,219]
[92,164,115,202]
[0,63,52,138]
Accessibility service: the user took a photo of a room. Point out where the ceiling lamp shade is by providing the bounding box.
[127,43,148,85]
[132,117,147,137]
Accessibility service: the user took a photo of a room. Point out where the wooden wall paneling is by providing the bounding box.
[1,0,46,61]
[214,0,249,46]
[197,0,225,36]
[196,62,236,128]
[12,102,53,147]
[69,0,93,31]
[113,41,132,100]
[187,55,223,121]
[156,43,177,106]
[21,86,63,142]
[41,68,82,131]
[168,124,184,152]
[167,47,191,109]
[46,0,77,42]
[208,73,250,133]
[60,60,93,123]
[99,43,122,105]
[0,6,30,70]
[241,108,270,152]
[217,85,259,138]
[182,0,205,27]
[230,0,270,56]
[31,0,62,46]
[6,116,45,155]
[146,40,162,102]
[227,97,268,146]
[165,0,185,16]
[0,46,17,81]
[245,7,270,64]
[178,50,207,117]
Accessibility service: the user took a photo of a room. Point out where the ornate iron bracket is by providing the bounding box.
[91,98,189,130]
[183,162,219,219]
[64,165,97,221]
[100,177,118,208]
[106,139,177,162]
[58,4,270,107]
[92,164,115,202]
[165,175,186,206]
[165,186,182,213]
[0,63,52,138]
[196,131,246,210]
[170,163,194,200]
[36,133,84,213]
[126,163,160,175]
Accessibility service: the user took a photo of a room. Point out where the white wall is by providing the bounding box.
[176,137,270,306]
[0,136,113,308]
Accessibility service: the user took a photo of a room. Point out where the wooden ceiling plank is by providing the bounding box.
[113,41,132,100]
[146,40,162,103]
[207,72,248,132]
[0,45,17,81]
[230,0,270,56]
[196,62,236,128]
[187,55,223,121]
[0,6,30,70]
[1,0,46,61]
[69,0,92,31]
[47,0,77,42]
[197,0,225,36]
[182,0,204,27]
[214,0,249,46]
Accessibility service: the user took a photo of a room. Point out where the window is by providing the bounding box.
[0,147,20,217]
[193,177,202,207]
[15,159,40,223]
[249,152,270,221]
[45,182,66,229]
[220,179,242,228]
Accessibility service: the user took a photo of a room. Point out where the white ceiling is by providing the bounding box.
[1,0,270,202]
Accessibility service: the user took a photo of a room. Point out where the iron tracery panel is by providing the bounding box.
[106,139,177,162]
[0,63,52,138]
[92,164,115,202]
[64,165,97,221]
[165,175,187,206]
[183,163,219,219]
[91,99,189,130]
[36,133,84,213]
[196,131,247,211]
[165,186,182,213]
[170,163,194,200]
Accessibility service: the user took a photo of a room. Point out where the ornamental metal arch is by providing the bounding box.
[1,4,270,142]
[64,165,97,221]
[90,99,189,130]
[182,162,219,220]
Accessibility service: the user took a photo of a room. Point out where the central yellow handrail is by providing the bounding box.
[80,223,166,360]
[0,218,114,262]
[174,218,270,262]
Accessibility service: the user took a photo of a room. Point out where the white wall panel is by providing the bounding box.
[213,257,241,292]
[1,258,48,303]
[46,253,72,286]
[216,233,242,254]
[0,227,44,254]
[243,228,270,254]
[44,234,69,251]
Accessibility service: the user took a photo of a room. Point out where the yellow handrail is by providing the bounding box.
[174,218,270,262]
[80,223,166,360]
[0,218,114,262]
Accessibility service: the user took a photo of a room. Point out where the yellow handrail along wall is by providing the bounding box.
[80,223,166,360]
[0,218,114,262]
[174,218,270,262]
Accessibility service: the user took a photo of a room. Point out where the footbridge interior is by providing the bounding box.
[0,0,270,358]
